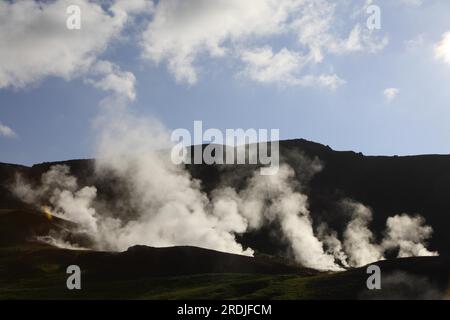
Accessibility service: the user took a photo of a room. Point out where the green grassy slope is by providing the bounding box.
[1,241,449,300]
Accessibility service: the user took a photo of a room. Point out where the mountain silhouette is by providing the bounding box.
[1,139,450,299]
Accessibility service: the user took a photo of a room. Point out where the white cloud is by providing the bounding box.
[384,88,400,102]
[239,47,304,85]
[240,47,344,89]
[86,61,137,101]
[0,0,150,98]
[0,0,390,92]
[435,31,450,66]
[0,122,17,138]
[398,0,422,6]
[141,0,388,87]
[141,0,301,84]
[290,2,387,62]
[404,34,425,50]
[301,74,346,90]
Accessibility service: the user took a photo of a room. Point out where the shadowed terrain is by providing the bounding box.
[1,139,450,299]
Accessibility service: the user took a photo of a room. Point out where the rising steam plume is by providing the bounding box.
[12,107,438,271]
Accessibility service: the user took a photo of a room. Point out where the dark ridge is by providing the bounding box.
[0,208,75,247]
[77,245,313,279]
[1,139,450,257]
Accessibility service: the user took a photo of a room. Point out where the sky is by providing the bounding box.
[1,0,450,165]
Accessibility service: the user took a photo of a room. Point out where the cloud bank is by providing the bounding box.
[0,0,150,98]
[141,0,388,87]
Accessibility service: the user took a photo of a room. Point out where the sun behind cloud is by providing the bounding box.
[435,31,450,65]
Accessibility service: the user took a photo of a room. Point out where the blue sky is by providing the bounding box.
[2,0,450,165]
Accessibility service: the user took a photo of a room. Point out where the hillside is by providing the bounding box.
[3,138,448,255]
[1,139,450,299]
[0,207,448,299]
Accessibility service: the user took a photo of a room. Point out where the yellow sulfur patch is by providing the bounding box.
[41,205,53,221]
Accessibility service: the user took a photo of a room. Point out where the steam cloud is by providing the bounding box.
[342,200,384,267]
[340,200,437,267]
[12,109,438,271]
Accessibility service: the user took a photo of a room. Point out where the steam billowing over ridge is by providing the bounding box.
[10,108,438,271]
